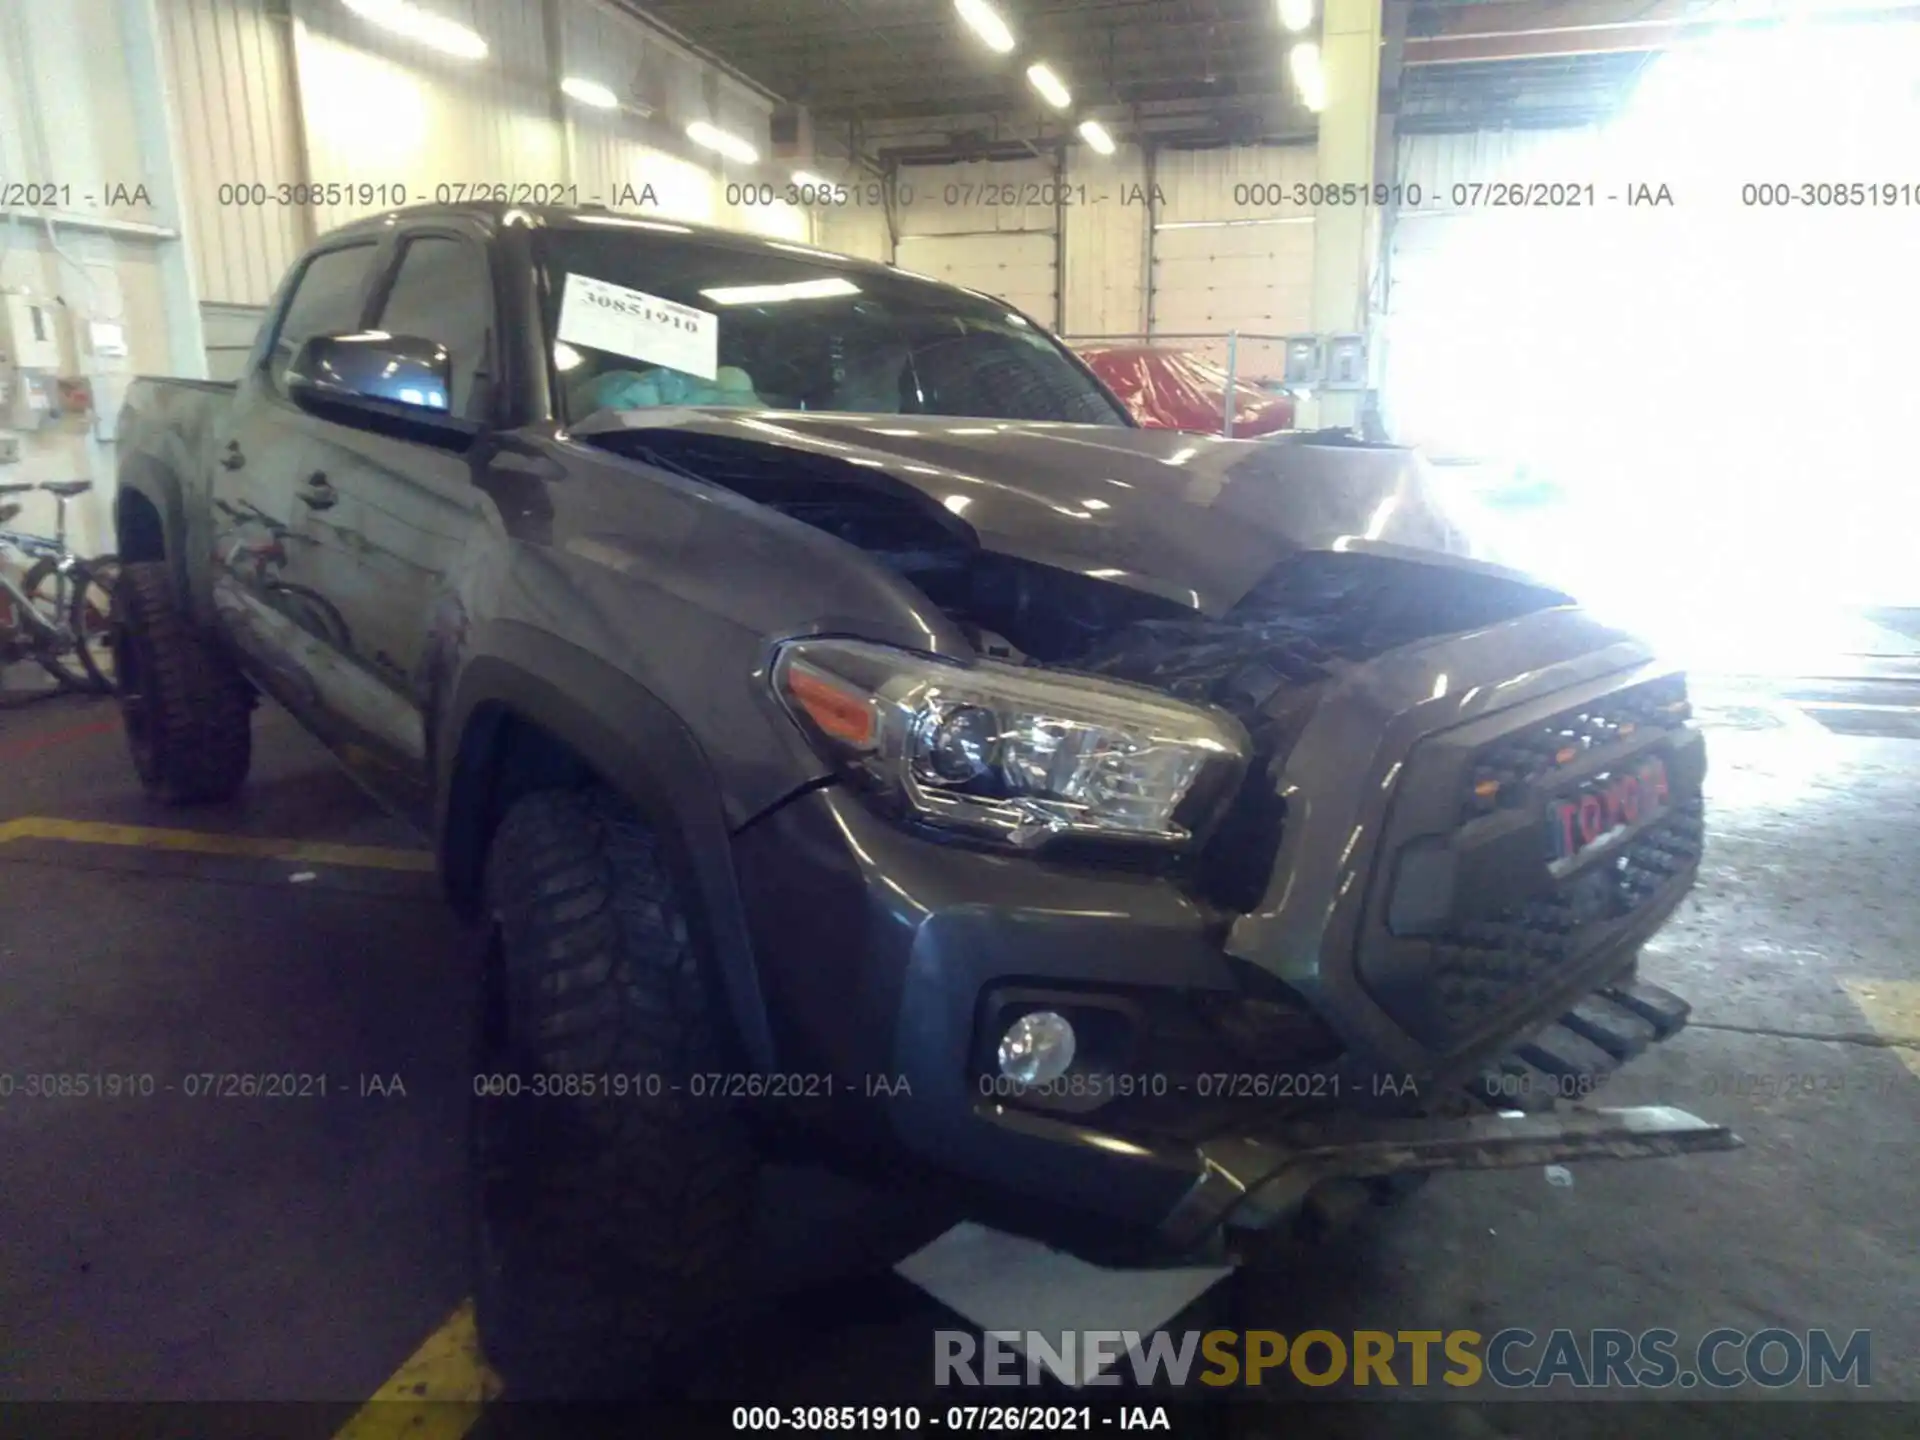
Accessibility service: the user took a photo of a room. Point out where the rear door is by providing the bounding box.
[210,238,382,737]
[268,221,497,820]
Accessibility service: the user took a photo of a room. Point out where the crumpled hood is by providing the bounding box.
[576,409,1532,616]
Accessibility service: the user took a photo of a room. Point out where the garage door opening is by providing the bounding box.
[1384,15,1920,671]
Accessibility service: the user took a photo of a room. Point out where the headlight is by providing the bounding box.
[772,638,1250,850]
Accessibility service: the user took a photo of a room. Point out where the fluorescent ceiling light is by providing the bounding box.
[560,76,618,109]
[1026,63,1072,110]
[701,277,861,305]
[339,0,487,60]
[954,0,1016,54]
[1276,0,1315,33]
[1289,41,1326,112]
[1077,119,1116,155]
[791,170,833,188]
[686,120,759,164]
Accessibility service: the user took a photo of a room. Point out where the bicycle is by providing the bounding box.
[0,478,118,693]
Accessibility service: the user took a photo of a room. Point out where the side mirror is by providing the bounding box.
[286,332,480,439]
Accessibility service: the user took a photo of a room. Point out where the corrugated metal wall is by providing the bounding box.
[566,0,730,227]
[292,0,562,236]
[1061,144,1148,339]
[21,1,1338,405]
[157,0,306,307]
[151,0,785,303]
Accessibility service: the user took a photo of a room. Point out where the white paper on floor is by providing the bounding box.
[894,1221,1235,1387]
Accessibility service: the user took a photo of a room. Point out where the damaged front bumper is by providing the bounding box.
[1163,1104,1735,1252]
[980,973,1741,1256]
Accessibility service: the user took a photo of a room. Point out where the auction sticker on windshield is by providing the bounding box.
[557,273,718,381]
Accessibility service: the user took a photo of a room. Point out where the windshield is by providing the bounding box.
[538,225,1128,428]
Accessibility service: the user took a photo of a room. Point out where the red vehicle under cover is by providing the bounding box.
[1076,344,1297,436]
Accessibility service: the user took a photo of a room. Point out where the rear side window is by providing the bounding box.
[267,243,377,391]
[371,236,494,419]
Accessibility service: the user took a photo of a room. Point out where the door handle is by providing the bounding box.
[298,471,337,510]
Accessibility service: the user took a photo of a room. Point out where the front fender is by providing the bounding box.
[438,622,778,1070]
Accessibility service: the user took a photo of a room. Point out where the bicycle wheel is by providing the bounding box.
[68,556,119,693]
[21,556,111,691]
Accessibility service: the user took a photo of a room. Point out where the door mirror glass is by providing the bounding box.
[287,332,456,417]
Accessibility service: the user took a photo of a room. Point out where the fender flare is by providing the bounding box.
[437,621,778,1071]
[113,457,195,609]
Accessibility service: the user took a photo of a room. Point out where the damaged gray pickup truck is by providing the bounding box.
[110,203,1737,1397]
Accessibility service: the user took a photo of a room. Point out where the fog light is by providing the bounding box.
[998,1010,1076,1086]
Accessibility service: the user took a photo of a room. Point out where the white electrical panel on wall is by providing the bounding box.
[88,320,130,363]
[2,292,65,372]
[1282,335,1323,388]
[1323,334,1367,390]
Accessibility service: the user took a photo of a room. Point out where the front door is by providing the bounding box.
[209,238,383,741]
[268,225,497,821]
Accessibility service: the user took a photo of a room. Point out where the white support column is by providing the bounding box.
[1305,0,1383,430]
[117,0,210,382]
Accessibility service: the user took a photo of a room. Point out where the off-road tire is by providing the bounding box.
[111,561,252,803]
[472,787,758,1400]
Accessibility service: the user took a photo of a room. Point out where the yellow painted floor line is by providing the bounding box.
[333,1300,499,1440]
[1842,979,1920,1082]
[0,816,434,871]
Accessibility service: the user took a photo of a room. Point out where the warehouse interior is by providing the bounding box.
[3,0,1919,1428]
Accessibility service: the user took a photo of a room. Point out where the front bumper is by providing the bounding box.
[1163,1103,1736,1251]
[726,607,1732,1248]
[730,784,1738,1250]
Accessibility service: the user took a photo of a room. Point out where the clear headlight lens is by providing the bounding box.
[772,639,1250,850]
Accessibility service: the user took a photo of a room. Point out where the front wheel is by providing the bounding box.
[472,787,758,1399]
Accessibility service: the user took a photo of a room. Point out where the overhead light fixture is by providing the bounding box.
[1077,119,1116,155]
[1289,41,1326,112]
[700,277,861,305]
[1277,0,1315,33]
[339,0,488,60]
[791,170,832,189]
[560,76,618,109]
[954,0,1016,54]
[686,120,759,165]
[1026,63,1072,110]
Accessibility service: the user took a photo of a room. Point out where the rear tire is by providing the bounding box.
[471,787,757,1399]
[112,561,252,803]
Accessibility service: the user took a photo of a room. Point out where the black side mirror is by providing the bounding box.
[286,332,481,440]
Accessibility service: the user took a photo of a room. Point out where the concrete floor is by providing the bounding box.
[2,658,1917,1437]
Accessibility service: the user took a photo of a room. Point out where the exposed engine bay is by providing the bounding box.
[606,428,1570,906]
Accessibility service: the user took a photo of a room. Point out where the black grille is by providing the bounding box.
[1464,674,1692,821]
[1430,798,1705,1036]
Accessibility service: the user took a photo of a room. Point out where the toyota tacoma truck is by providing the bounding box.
[110,203,1737,1398]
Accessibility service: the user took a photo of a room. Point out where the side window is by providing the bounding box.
[372,236,493,419]
[266,243,377,392]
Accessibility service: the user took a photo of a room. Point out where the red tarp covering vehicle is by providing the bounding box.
[1076,344,1297,436]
